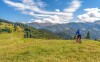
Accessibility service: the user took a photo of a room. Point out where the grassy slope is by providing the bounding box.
[0,22,23,32]
[0,33,100,62]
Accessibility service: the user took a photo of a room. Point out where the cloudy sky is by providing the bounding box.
[0,0,100,23]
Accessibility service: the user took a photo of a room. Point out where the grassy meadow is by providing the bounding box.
[0,33,100,62]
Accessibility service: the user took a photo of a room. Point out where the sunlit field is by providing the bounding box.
[0,33,100,62]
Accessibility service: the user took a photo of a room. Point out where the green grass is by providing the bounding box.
[0,33,100,62]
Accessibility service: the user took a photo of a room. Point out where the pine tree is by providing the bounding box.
[14,25,17,31]
[86,31,90,39]
[26,31,29,38]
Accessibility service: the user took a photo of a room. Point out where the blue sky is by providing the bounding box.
[0,0,100,23]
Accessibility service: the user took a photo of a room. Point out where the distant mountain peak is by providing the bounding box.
[94,20,100,24]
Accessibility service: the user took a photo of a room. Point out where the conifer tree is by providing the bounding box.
[14,25,17,31]
[86,31,90,39]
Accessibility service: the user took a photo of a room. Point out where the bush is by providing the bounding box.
[0,27,12,33]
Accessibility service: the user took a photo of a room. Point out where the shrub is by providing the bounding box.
[0,27,12,33]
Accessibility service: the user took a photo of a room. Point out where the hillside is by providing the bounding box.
[0,33,100,62]
[0,19,100,62]
[0,19,61,39]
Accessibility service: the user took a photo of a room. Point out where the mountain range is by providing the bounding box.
[27,21,100,39]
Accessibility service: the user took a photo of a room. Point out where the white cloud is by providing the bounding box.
[33,19,45,23]
[78,8,100,22]
[22,0,33,4]
[3,0,81,24]
[4,0,26,10]
[3,0,45,13]
[55,9,60,12]
[64,0,81,13]
[33,15,72,24]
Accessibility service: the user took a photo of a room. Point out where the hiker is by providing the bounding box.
[75,29,81,43]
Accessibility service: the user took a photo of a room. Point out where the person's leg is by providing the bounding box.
[79,35,81,43]
[77,35,80,43]
[78,38,80,43]
[79,38,81,43]
[76,36,78,43]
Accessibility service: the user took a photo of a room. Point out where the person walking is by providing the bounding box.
[75,29,81,43]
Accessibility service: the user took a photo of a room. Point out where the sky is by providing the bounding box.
[0,0,100,23]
